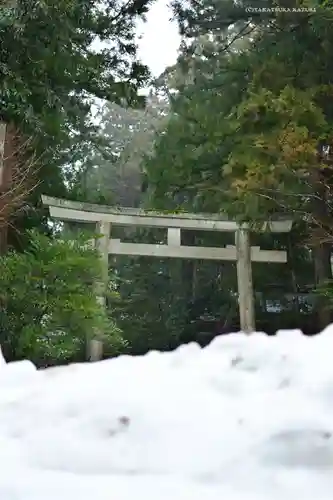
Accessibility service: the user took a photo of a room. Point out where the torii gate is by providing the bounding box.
[42,195,293,360]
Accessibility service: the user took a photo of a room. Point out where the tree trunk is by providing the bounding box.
[0,122,21,253]
[0,122,6,253]
[313,243,332,330]
[311,169,333,330]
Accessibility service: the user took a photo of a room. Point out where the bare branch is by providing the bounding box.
[0,124,40,229]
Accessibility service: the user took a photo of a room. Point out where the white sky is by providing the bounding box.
[90,1,180,119]
[136,0,181,77]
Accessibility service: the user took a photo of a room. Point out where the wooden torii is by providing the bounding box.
[42,196,293,360]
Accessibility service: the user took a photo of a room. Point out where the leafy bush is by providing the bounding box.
[314,279,333,322]
[0,230,126,365]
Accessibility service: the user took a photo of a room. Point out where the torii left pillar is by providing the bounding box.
[87,220,110,361]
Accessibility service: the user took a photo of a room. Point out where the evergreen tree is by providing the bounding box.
[1,0,154,248]
[143,0,330,328]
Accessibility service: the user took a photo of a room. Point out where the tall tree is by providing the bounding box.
[70,91,169,207]
[1,0,153,249]
[144,1,330,327]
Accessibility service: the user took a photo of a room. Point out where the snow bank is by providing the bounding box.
[1,328,333,499]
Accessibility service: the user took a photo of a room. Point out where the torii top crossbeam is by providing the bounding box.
[42,196,292,233]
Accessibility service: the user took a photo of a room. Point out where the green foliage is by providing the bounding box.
[110,228,243,351]
[110,228,186,353]
[68,95,169,208]
[317,280,333,303]
[1,0,154,247]
[146,7,333,220]
[138,0,333,332]
[30,0,332,347]
[0,230,125,365]
[1,0,152,144]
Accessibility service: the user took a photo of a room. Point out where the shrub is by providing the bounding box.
[0,230,126,365]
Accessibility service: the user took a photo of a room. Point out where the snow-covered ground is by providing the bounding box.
[1,328,333,500]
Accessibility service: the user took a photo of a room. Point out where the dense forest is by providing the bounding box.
[1,0,333,366]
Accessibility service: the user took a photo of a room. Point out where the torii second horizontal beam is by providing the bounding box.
[108,239,287,263]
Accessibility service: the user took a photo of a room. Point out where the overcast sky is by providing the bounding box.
[91,1,180,118]
[137,0,181,77]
